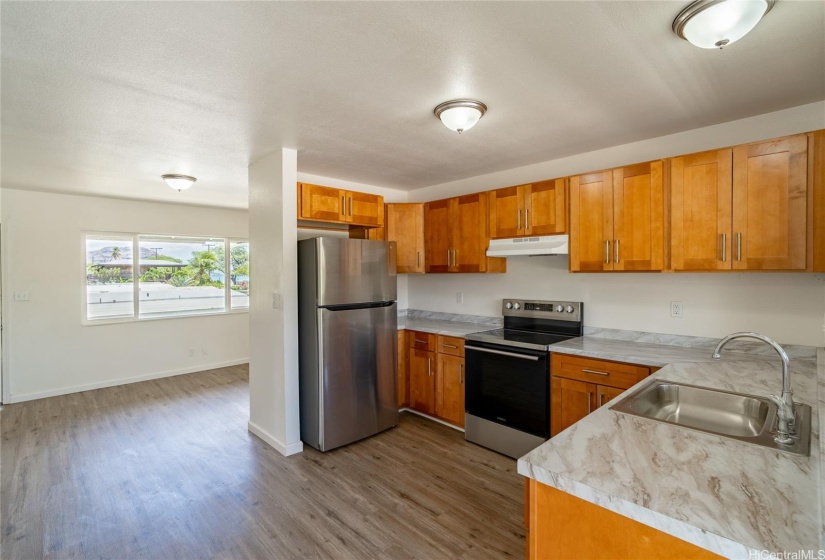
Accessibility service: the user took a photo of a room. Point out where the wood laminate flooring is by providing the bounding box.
[1,365,525,559]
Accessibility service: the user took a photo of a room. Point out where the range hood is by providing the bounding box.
[486,235,569,257]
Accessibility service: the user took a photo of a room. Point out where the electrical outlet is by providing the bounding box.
[14,291,30,302]
[670,301,684,318]
[189,348,196,357]
[272,292,282,310]
[456,291,463,304]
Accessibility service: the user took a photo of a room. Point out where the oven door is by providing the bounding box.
[464,341,549,438]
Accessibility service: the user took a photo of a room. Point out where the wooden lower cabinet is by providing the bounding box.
[551,353,652,436]
[436,354,465,427]
[404,330,466,427]
[526,479,722,560]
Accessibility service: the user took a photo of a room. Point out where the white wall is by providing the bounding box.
[0,188,250,402]
[407,101,825,347]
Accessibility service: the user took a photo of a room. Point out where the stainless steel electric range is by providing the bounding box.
[463,299,584,459]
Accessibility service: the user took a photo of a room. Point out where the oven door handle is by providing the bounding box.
[465,346,541,361]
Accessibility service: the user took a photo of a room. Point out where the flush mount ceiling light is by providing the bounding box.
[161,174,197,192]
[434,99,487,134]
[673,0,775,49]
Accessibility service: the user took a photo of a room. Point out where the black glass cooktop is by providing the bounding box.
[464,328,574,351]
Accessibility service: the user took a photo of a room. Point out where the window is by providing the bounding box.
[84,233,249,323]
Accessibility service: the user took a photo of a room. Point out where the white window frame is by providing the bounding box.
[81,231,249,326]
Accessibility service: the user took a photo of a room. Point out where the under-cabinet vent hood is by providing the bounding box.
[486,235,569,257]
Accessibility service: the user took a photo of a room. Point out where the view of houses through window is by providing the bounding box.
[85,234,249,321]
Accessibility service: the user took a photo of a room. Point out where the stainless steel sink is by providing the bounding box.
[611,381,811,456]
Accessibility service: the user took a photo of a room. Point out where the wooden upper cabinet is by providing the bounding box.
[569,163,664,272]
[489,179,567,239]
[425,193,505,274]
[386,204,424,273]
[525,178,567,236]
[569,170,614,272]
[612,161,664,271]
[732,135,808,271]
[670,149,734,271]
[297,183,383,227]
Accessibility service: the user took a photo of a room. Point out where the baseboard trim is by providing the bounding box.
[400,408,465,433]
[247,421,304,456]
[5,358,249,404]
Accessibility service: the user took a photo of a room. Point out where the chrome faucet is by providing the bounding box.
[712,332,795,445]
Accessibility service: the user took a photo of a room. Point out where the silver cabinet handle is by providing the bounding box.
[427,357,432,377]
[452,249,457,267]
[465,346,540,361]
[341,195,346,214]
[598,393,604,407]
[582,368,609,376]
[349,196,353,216]
[442,344,458,349]
[587,393,593,414]
[721,233,727,262]
[614,239,620,264]
[518,209,522,231]
[736,232,742,262]
[459,364,464,384]
[414,339,428,344]
[447,250,451,267]
[417,251,420,268]
[605,240,611,264]
[525,208,530,231]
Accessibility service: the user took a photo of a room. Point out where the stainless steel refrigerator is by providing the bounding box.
[298,237,399,451]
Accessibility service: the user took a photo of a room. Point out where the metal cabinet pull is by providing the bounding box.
[427,358,432,377]
[525,208,530,231]
[442,344,458,349]
[417,251,420,268]
[721,233,727,262]
[598,393,604,407]
[341,195,346,213]
[587,393,593,414]
[349,196,353,216]
[605,240,611,264]
[452,249,457,267]
[465,346,540,361]
[614,239,620,264]
[414,339,428,344]
[582,368,609,376]
[736,232,742,262]
[518,209,522,230]
[459,364,464,384]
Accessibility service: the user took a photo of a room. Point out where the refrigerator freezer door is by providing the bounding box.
[314,238,397,307]
[317,302,398,451]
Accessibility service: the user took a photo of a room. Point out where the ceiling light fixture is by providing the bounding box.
[434,99,487,134]
[673,0,775,49]
[161,174,197,192]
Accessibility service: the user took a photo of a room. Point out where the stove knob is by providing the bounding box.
[555,305,564,313]
[505,302,513,310]
[566,305,575,313]
[513,302,521,310]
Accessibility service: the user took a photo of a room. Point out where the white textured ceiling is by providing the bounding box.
[2,1,824,208]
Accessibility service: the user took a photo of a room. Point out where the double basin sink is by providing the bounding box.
[612,381,812,456]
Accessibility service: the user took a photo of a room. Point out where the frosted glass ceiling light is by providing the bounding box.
[161,174,197,191]
[434,99,487,134]
[673,0,774,49]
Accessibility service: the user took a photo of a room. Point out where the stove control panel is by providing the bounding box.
[502,299,583,322]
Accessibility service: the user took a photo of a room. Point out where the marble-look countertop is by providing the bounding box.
[398,317,492,338]
[519,354,823,558]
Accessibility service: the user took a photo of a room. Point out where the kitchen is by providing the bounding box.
[3,2,825,557]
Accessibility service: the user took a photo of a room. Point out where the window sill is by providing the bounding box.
[81,308,249,327]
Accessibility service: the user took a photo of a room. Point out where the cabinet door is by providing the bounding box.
[453,193,490,273]
[596,385,624,409]
[346,191,384,227]
[436,354,465,427]
[670,149,733,271]
[526,178,567,236]
[551,377,596,436]
[732,135,809,270]
[386,204,424,273]
[489,185,525,239]
[612,161,664,271]
[298,183,345,222]
[569,171,614,271]
[397,330,408,408]
[409,349,435,415]
[425,199,452,273]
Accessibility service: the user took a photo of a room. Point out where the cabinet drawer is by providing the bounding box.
[436,335,464,357]
[551,354,650,390]
[408,331,436,352]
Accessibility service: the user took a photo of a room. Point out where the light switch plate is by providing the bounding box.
[14,291,30,302]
